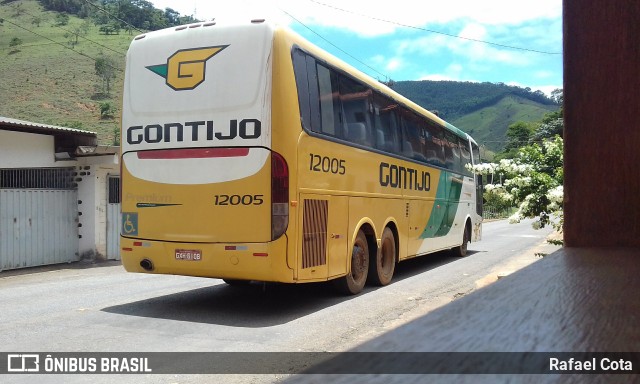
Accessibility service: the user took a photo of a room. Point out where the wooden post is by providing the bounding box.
[563,1,640,247]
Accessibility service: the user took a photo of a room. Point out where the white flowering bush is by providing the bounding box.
[467,136,564,234]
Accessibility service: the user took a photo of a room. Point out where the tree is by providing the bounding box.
[532,90,564,142]
[495,121,535,160]
[67,21,92,46]
[11,3,25,17]
[32,16,43,27]
[550,88,564,105]
[164,7,181,25]
[95,56,117,95]
[99,102,115,119]
[55,13,69,26]
[505,121,534,151]
[99,22,121,35]
[9,37,23,53]
[39,0,84,14]
[532,118,564,142]
[112,126,120,146]
[469,136,564,237]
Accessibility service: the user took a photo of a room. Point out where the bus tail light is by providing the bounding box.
[271,151,289,240]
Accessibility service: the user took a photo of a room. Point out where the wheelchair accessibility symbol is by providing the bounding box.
[122,212,138,236]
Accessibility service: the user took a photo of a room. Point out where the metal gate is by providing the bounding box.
[0,168,79,271]
[106,175,121,260]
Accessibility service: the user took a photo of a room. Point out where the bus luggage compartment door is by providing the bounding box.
[297,194,348,281]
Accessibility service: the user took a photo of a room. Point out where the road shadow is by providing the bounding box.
[101,250,478,328]
[103,280,345,328]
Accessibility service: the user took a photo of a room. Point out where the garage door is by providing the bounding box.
[0,168,79,271]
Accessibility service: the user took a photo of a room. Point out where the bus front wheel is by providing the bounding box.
[368,227,396,286]
[333,230,369,295]
[452,226,469,257]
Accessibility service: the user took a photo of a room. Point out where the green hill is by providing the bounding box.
[0,0,560,151]
[391,80,557,120]
[450,95,558,152]
[0,0,130,144]
[391,80,560,153]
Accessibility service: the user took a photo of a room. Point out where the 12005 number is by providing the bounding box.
[309,154,346,175]
[214,194,264,206]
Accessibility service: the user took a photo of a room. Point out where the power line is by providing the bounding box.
[279,8,392,82]
[18,8,128,57]
[309,0,562,55]
[2,17,123,72]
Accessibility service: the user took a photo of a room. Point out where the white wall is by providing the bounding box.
[76,155,119,260]
[93,163,119,258]
[76,164,96,259]
[0,130,77,167]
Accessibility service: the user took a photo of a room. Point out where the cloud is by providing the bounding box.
[274,0,562,37]
[533,85,562,96]
[395,29,531,67]
[533,70,557,80]
[369,55,402,73]
[151,0,562,38]
[418,63,468,82]
[507,82,562,96]
[386,58,402,71]
[459,23,487,40]
[419,73,456,81]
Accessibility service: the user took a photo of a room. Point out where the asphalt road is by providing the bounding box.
[0,218,559,383]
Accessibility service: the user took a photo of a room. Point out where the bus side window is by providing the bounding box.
[444,131,462,173]
[400,110,426,162]
[473,142,484,215]
[425,122,445,167]
[372,92,400,154]
[305,55,323,133]
[459,138,472,176]
[339,74,373,147]
[292,49,311,131]
[317,63,342,138]
[472,142,481,165]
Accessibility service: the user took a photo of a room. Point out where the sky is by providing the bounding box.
[148,0,563,95]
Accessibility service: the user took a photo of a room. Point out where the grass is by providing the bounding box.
[451,95,557,153]
[0,0,132,144]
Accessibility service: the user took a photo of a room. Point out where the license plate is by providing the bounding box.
[175,249,202,261]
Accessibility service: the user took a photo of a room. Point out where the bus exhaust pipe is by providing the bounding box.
[140,259,154,271]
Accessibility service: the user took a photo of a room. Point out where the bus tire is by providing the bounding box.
[333,230,369,295]
[223,279,250,286]
[367,227,396,286]
[452,226,469,257]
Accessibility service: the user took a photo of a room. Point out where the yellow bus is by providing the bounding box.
[120,18,483,294]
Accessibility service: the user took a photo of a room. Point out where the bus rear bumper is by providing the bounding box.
[120,236,293,282]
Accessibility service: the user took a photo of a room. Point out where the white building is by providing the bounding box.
[0,117,121,271]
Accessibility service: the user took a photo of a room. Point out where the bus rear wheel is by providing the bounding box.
[368,227,396,286]
[333,230,369,295]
